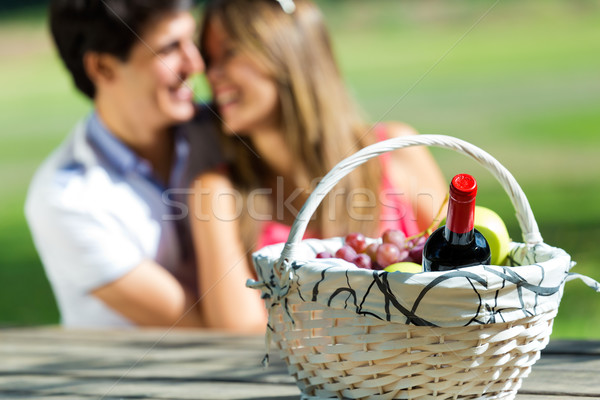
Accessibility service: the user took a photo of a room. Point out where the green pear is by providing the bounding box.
[474,206,511,265]
[384,262,423,273]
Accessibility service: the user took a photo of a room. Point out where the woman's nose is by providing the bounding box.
[206,61,224,85]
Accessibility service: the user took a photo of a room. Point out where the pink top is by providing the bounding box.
[375,124,420,238]
[255,124,419,250]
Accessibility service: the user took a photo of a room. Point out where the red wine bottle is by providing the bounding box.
[423,173,491,272]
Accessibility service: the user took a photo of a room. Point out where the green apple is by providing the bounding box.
[384,262,423,273]
[474,206,511,265]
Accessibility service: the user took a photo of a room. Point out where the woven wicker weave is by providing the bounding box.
[250,135,581,400]
[272,302,556,400]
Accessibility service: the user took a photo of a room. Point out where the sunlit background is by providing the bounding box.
[1,0,599,337]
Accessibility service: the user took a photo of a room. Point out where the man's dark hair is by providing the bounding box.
[50,0,194,99]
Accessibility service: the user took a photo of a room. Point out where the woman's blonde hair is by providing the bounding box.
[200,0,382,249]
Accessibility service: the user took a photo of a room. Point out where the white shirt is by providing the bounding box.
[25,113,196,327]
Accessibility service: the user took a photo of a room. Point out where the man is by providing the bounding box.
[26,0,208,327]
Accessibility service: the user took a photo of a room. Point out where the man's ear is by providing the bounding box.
[83,52,120,85]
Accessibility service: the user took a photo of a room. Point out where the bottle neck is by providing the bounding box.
[444,192,476,245]
[443,225,474,245]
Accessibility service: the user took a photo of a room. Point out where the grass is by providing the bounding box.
[1,1,599,337]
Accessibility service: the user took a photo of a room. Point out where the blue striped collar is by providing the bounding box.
[85,111,189,190]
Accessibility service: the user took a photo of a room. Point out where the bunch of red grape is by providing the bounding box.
[316,229,427,270]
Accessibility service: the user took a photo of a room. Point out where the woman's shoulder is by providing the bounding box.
[191,169,232,191]
[189,170,239,219]
[381,121,419,138]
[379,121,428,166]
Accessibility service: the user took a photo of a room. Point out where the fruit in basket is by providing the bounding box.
[376,243,405,268]
[316,251,333,259]
[353,253,372,269]
[473,206,511,265]
[407,236,426,264]
[365,242,378,259]
[319,229,428,272]
[345,232,367,253]
[382,229,406,249]
[384,261,422,273]
[335,245,357,263]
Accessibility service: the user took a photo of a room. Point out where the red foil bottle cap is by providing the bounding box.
[450,174,477,202]
[447,174,478,234]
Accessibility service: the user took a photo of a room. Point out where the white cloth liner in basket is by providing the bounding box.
[248,135,598,400]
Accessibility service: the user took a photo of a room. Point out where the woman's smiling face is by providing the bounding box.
[203,18,280,135]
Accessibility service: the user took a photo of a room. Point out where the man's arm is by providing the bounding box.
[92,259,203,327]
[26,178,205,328]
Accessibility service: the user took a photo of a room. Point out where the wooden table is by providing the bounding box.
[1,327,598,399]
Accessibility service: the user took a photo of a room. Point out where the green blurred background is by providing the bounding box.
[0,0,598,337]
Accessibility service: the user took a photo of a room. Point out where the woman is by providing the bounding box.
[188,0,446,329]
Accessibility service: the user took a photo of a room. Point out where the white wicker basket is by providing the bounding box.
[249,135,598,400]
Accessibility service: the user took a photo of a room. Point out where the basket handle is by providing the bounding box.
[278,134,543,265]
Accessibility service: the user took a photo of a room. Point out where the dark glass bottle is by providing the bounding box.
[423,173,491,272]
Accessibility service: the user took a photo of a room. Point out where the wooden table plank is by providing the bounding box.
[0,329,293,387]
[518,397,600,400]
[520,368,600,396]
[0,375,301,400]
[541,340,600,355]
[2,327,599,399]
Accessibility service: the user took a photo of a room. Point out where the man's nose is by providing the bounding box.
[182,41,204,75]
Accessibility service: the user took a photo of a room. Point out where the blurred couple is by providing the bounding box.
[26,0,446,331]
